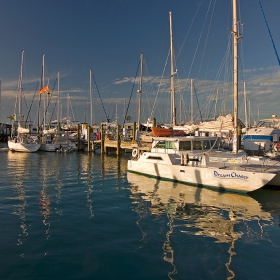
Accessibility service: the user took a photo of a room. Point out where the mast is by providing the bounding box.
[67,93,70,122]
[169,11,177,127]
[57,72,60,124]
[232,0,242,154]
[18,49,24,124]
[90,69,93,125]
[244,82,248,131]
[137,52,144,131]
[115,103,118,124]
[214,89,219,120]
[42,53,46,127]
[191,79,194,125]
[0,80,1,123]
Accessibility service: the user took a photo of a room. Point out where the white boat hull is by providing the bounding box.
[8,140,41,153]
[39,143,56,152]
[127,153,276,193]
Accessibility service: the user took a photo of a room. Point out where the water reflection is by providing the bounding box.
[78,153,95,218]
[7,152,31,253]
[128,173,274,279]
[38,154,51,239]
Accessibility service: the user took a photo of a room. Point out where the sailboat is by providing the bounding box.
[127,3,280,193]
[8,50,41,152]
[150,12,185,137]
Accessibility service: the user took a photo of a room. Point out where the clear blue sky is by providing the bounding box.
[1,0,280,126]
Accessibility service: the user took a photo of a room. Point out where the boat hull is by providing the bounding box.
[151,127,174,137]
[127,155,276,193]
[8,140,41,152]
[39,143,56,152]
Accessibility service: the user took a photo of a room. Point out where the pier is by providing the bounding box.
[84,123,152,154]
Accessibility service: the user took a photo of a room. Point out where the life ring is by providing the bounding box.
[132,148,138,158]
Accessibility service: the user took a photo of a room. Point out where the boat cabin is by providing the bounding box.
[151,136,222,154]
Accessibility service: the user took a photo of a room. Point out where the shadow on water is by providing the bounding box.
[127,172,276,280]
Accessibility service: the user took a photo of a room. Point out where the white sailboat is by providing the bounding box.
[8,50,41,153]
[127,3,280,193]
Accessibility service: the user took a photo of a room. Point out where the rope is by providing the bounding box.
[123,59,140,127]
[25,82,39,127]
[258,0,280,66]
[91,73,109,122]
[41,79,58,127]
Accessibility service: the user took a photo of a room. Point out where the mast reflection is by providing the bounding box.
[7,152,30,254]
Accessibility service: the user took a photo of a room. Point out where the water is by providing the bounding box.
[0,151,280,280]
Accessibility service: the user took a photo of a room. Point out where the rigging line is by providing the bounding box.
[182,1,213,93]
[123,59,140,127]
[258,0,280,66]
[237,0,246,83]
[193,83,203,121]
[91,73,109,122]
[25,82,39,127]
[176,1,202,62]
[206,46,230,119]
[21,90,31,123]
[198,0,216,80]
[142,60,153,120]
[41,79,58,127]
[149,49,170,120]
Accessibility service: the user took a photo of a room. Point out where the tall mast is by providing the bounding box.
[115,103,118,124]
[214,89,219,120]
[232,0,241,154]
[137,52,144,131]
[191,79,194,125]
[169,11,176,127]
[18,49,24,124]
[57,72,60,124]
[67,93,70,121]
[0,80,1,123]
[42,53,46,127]
[90,69,93,125]
[244,82,248,131]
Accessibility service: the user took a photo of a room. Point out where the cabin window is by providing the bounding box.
[193,141,202,150]
[154,140,176,149]
[179,141,191,150]
[147,156,163,160]
[202,140,211,150]
[155,140,166,148]
[210,139,219,149]
[166,141,176,149]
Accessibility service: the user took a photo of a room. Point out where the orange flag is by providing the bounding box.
[39,85,50,94]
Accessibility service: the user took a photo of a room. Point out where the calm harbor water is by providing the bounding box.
[0,150,280,280]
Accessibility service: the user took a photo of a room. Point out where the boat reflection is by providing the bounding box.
[7,152,31,254]
[38,154,51,239]
[127,173,273,279]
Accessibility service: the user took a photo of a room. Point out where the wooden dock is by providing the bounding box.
[82,122,153,154]
[86,138,152,154]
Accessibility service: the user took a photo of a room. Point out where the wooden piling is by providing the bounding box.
[132,122,136,141]
[101,124,104,154]
[77,124,80,151]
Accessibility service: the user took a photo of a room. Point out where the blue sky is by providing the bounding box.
[1,0,280,126]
